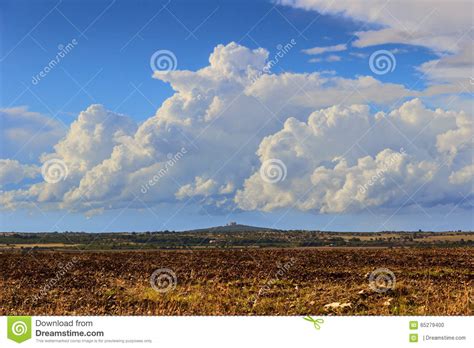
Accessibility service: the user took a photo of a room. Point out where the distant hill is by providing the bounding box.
[185,223,279,233]
[1,229,473,250]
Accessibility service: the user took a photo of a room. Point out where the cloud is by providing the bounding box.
[50,104,138,174]
[236,99,472,213]
[326,55,341,62]
[245,73,416,113]
[0,159,39,187]
[349,52,368,59]
[418,42,474,86]
[1,105,138,209]
[0,106,65,162]
[302,43,347,55]
[303,43,345,64]
[279,0,471,52]
[449,164,474,185]
[29,43,273,212]
[176,176,218,199]
[309,55,341,63]
[278,0,473,87]
[0,43,471,217]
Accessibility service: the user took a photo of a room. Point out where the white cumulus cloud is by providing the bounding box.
[236,99,472,213]
[0,43,471,217]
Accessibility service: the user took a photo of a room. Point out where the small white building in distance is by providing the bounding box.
[227,221,237,226]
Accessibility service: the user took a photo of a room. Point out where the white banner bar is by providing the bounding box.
[1,316,472,347]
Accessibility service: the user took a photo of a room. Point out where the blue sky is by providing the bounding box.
[2,0,434,121]
[1,0,472,231]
